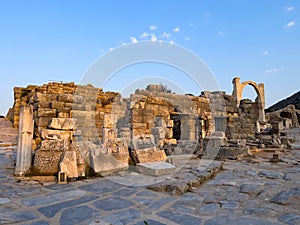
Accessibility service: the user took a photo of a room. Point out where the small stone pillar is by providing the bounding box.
[15,105,34,176]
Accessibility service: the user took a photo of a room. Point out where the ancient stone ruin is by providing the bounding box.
[7,77,299,182]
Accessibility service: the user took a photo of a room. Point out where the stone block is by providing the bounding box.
[166,119,174,128]
[58,112,70,118]
[37,108,57,118]
[59,150,78,178]
[103,114,117,128]
[137,162,176,176]
[37,117,51,128]
[91,153,128,175]
[58,93,74,103]
[151,127,165,140]
[41,129,72,140]
[48,118,76,130]
[131,148,167,163]
[102,128,117,143]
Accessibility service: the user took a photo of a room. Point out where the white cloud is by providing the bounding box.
[173,27,180,32]
[262,50,269,56]
[264,67,284,74]
[170,40,174,45]
[109,47,114,51]
[149,25,157,30]
[287,21,296,27]
[184,37,190,41]
[189,23,194,27]
[150,34,157,42]
[140,32,149,38]
[162,32,171,39]
[286,6,295,12]
[130,37,138,43]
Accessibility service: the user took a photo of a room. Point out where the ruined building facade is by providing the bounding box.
[8,77,276,178]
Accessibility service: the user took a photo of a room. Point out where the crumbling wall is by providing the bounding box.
[9,82,126,148]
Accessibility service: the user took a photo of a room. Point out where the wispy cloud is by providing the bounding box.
[189,23,194,27]
[262,50,269,56]
[285,6,295,12]
[264,67,284,74]
[286,21,296,28]
[130,37,138,44]
[140,32,149,38]
[170,40,175,45]
[150,34,157,42]
[173,27,180,32]
[109,47,114,51]
[149,25,157,30]
[184,37,190,41]
[162,32,171,39]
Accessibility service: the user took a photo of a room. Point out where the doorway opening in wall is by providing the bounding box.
[170,106,181,140]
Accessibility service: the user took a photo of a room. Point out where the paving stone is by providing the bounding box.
[22,190,87,207]
[112,208,142,224]
[133,197,153,206]
[136,190,159,197]
[219,201,239,210]
[243,207,277,217]
[203,196,223,204]
[147,196,176,211]
[38,195,98,218]
[225,193,249,202]
[198,203,220,215]
[114,188,137,197]
[239,183,264,195]
[60,205,98,225]
[180,193,204,202]
[78,180,123,194]
[24,221,50,225]
[171,201,197,214]
[278,213,300,225]
[43,183,74,190]
[246,170,257,176]
[87,214,123,225]
[204,216,283,225]
[134,219,166,225]
[270,187,300,205]
[0,211,38,224]
[283,173,294,181]
[0,197,10,204]
[157,210,202,225]
[93,197,134,211]
[258,171,284,179]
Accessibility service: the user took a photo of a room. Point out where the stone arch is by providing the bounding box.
[232,77,265,122]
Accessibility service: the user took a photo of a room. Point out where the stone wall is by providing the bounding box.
[8,81,266,177]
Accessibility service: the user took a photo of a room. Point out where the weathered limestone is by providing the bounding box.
[8,79,272,179]
[232,77,265,122]
[131,135,167,163]
[136,161,176,176]
[48,118,76,130]
[15,106,34,176]
[90,114,129,175]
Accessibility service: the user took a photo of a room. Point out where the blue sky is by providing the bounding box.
[0,0,299,115]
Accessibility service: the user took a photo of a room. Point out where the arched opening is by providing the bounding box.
[241,85,259,102]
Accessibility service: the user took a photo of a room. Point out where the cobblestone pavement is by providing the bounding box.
[1,118,300,225]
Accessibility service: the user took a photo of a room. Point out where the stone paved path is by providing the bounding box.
[1,118,300,225]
